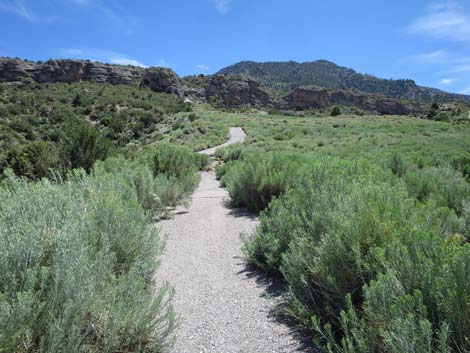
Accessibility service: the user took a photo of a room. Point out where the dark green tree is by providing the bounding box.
[331,106,342,116]
[62,119,112,173]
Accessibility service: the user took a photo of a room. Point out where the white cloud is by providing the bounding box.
[211,0,232,14]
[439,78,456,84]
[60,48,147,67]
[407,1,470,42]
[0,0,51,22]
[196,64,210,71]
[110,57,146,67]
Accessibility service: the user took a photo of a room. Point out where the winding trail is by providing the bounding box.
[157,128,311,353]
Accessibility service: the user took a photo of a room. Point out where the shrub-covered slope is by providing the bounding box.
[217,147,470,353]
[0,81,226,179]
[0,143,207,352]
[218,60,470,103]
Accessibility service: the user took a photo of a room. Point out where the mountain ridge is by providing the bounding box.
[0,57,444,115]
[217,60,470,103]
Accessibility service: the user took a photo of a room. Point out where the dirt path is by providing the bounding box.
[157,128,312,353]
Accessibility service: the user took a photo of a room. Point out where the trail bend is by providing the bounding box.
[157,127,312,353]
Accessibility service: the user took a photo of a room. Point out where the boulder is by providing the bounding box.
[140,67,182,94]
[204,74,271,107]
[0,58,37,82]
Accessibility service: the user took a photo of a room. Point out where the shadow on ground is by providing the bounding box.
[224,200,259,221]
[237,261,321,353]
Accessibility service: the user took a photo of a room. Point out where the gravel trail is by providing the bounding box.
[156,128,312,353]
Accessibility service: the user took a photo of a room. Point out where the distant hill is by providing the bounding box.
[217,60,470,103]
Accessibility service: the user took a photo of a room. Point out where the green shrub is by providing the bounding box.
[451,155,470,181]
[214,143,248,162]
[62,119,113,173]
[243,154,470,353]
[331,106,342,116]
[94,145,205,215]
[0,166,176,352]
[321,273,451,353]
[153,143,206,178]
[221,152,305,212]
[387,152,408,177]
[404,166,470,215]
[5,141,62,179]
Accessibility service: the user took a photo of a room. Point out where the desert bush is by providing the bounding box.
[220,152,305,212]
[331,106,342,116]
[214,143,250,162]
[243,154,470,353]
[0,166,176,353]
[5,140,62,179]
[94,144,205,215]
[153,143,207,178]
[244,157,397,271]
[404,166,470,215]
[451,154,470,181]
[321,273,451,353]
[62,119,113,173]
[387,152,408,177]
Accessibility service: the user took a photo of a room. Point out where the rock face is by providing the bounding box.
[0,57,426,114]
[204,74,272,107]
[282,86,420,115]
[0,58,37,81]
[0,58,146,85]
[140,67,182,94]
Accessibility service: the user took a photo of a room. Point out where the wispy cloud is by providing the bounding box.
[400,50,449,64]
[60,48,147,67]
[440,78,456,84]
[0,0,133,34]
[211,0,232,14]
[0,0,52,22]
[196,64,210,71]
[110,57,146,67]
[407,1,470,42]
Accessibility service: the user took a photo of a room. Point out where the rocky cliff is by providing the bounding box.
[0,58,144,85]
[203,74,272,107]
[282,86,422,115]
[0,57,427,114]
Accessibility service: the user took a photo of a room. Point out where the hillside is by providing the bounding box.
[217,60,470,103]
[0,80,229,179]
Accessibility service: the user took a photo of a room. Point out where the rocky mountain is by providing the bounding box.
[0,58,145,85]
[217,60,470,103]
[0,58,274,108]
[0,57,429,115]
[282,86,422,115]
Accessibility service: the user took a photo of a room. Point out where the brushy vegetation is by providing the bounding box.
[226,150,470,353]
[0,143,206,352]
[218,151,305,212]
[0,82,227,179]
[2,83,470,352]
[206,107,470,352]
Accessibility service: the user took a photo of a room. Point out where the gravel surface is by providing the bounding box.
[156,128,314,353]
[198,127,247,156]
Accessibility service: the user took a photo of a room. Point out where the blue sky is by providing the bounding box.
[1,0,470,94]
